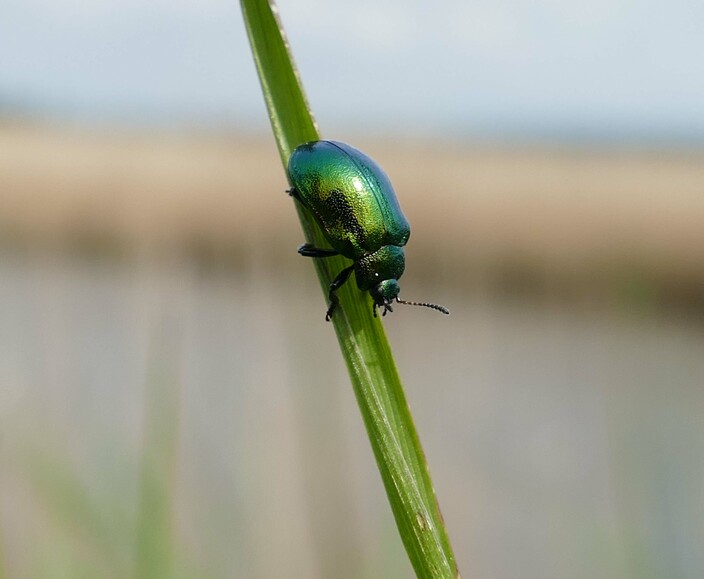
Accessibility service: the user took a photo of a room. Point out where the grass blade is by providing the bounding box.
[240,1,460,576]
[135,357,181,579]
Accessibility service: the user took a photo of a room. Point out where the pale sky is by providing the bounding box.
[2,0,703,141]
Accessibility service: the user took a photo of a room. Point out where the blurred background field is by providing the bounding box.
[2,0,704,577]
[2,122,704,579]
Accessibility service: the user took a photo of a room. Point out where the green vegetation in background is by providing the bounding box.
[239,0,459,577]
[134,362,181,579]
[0,532,5,579]
[8,358,194,579]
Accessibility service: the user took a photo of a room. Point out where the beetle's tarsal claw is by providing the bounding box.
[379,301,393,316]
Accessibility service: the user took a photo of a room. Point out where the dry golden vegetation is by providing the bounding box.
[2,123,703,299]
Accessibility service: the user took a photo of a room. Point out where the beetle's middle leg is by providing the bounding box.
[325,265,354,321]
[298,243,339,257]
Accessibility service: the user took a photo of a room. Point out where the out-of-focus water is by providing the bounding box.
[1,252,703,578]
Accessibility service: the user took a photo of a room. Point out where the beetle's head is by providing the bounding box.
[370,279,400,317]
[370,279,451,318]
[358,246,450,318]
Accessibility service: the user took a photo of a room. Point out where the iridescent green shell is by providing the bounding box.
[287,140,410,260]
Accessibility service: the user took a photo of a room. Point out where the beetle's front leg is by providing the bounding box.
[326,265,354,321]
[372,301,393,317]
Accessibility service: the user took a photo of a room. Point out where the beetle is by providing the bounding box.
[287,140,449,321]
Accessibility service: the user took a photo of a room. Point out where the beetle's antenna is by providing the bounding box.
[396,298,450,315]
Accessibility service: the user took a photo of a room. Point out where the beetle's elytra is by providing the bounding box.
[287,140,449,321]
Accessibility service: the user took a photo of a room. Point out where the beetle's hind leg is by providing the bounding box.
[289,188,339,258]
[297,243,347,320]
[298,243,339,258]
[325,265,354,321]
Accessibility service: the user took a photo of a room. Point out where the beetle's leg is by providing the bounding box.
[298,243,339,258]
[326,265,354,321]
[372,302,394,317]
[288,190,340,258]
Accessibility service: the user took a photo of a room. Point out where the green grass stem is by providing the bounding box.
[240,1,460,577]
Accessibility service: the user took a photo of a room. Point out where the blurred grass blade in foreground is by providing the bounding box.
[240,0,459,576]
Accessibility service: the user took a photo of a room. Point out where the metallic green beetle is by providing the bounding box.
[287,140,449,321]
